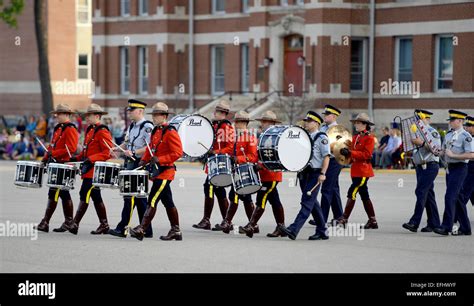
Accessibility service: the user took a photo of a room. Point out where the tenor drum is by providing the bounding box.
[169,114,214,158]
[14,161,44,188]
[258,125,312,172]
[233,163,262,195]
[207,154,233,187]
[118,170,149,198]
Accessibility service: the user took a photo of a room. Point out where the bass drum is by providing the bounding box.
[258,125,312,172]
[169,114,214,158]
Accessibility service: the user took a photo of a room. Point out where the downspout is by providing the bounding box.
[188,0,194,113]
[368,0,375,120]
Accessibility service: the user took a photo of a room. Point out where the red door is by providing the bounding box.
[283,35,304,96]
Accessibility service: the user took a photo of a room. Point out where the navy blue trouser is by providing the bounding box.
[318,158,343,223]
[454,162,473,232]
[408,163,440,228]
[115,196,152,236]
[441,163,468,232]
[288,168,327,236]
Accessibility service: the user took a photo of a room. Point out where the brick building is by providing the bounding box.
[0,0,93,115]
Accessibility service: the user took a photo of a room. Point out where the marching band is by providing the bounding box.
[14,100,474,241]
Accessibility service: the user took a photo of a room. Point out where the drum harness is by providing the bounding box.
[148,124,178,177]
[80,124,110,175]
[297,131,327,185]
[47,122,77,164]
[201,119,232,170]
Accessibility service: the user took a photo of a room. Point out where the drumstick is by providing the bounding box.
[198,141,210,152]
[217,139,221,152]
[110,139,136,161]
[306,181,321,196]
[144,138,158,170]
[103,140,119,159]
[65,144,72,158]
[35,137,48,152]
[133,162,150,171]
[240,147,248,162]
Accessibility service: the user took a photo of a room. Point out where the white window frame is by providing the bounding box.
[121,0,130,17]
[76,0,91,25]
[120,47,130,94]
[139,0,148,16]
[350,38,368,93]
[435,34,454,93]
[394,36,413,82]
[211,45,225,96]
[138,46,149,94]
[77,53,90,80]
[212,0,225,14]
[241,44,249,92]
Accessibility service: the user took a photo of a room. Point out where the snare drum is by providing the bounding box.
[258,125,312,172]
[93,161,122,189]
[169,114,214,158]
[118,170,149,198]
[14,161,44,188]
[233,163,261,195]
[46,163,78,190]
[207,154,233,187]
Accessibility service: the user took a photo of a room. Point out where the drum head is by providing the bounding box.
[177,115,214,157]
[236,185,261,195]
[277,126,312,171]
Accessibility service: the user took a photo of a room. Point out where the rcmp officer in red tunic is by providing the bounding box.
[36,104,79,233]
[336,113,378,229]
[68,104,114,235]
[193,100,235,231]
[240,111,287,238]
[130,102,184,241]
[215,110,258,234]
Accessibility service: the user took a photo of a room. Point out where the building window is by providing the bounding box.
[139,0,148,16]
[395,37,412,82]
[120,47,130,94]
[76,0,89,24]
[241,44,249,92]
[281,0,289,6]
[350,38,367,92]
[242,0,249,13]
[77,54,89,80]
[138,46,148,94]
[296,0,305,5]
[211,45,225,95]
[121,0,130,16]
[212,0,225,14]
[435,35,453,91]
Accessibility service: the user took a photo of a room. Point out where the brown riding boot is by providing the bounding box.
[130,205,157,241]
[336,198,356,228]
[267,205,287,237]
[240,206,265,238]
[212,198,231,231]
[222,203,239,234]
[68,201,89,235]
[192,197,214,230]
[362,199,378,229]
[53,199,73,232]
[239,202,259,234]
[160,207,183,241]
[36,199,58,233]
[91,201,110,234]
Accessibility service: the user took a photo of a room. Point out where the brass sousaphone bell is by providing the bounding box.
[327,125,352,165]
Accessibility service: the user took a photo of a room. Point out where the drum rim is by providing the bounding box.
[94,161,122,167]
[48,163,77,170]
[14,181,42,188]
[119,170,149,175]
[235,185,262,195]
[16,160,43,166]
[258,125,312,172]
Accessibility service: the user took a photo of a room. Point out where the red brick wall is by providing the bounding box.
[412,35,434,93]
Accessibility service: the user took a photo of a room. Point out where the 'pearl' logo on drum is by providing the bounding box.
[188,119,202,126]
[287,131,301,139]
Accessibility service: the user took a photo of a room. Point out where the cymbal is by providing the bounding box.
[332,141,352,165]
[327,125,351,144]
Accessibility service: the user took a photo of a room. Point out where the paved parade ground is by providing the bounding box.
[0,161,472,273]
